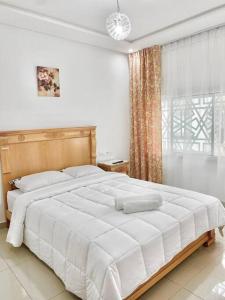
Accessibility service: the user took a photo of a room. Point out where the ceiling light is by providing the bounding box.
[106,0,131,41]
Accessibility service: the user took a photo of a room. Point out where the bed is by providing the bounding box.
[0,127,225,300]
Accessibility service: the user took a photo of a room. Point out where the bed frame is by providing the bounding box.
[0,127,215,300]
[0,126,96,223]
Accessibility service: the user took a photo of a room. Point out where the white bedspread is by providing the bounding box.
[7,172,225,300]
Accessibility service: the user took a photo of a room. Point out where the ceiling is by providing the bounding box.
[0,0,225,52]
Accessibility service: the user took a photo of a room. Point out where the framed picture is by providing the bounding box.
[37,66,60,97]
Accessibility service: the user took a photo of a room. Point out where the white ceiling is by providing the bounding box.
[0,0,225,52]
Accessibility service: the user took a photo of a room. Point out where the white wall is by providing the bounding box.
[0,24,130,222]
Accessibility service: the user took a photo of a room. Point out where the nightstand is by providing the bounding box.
[98,161,129,175]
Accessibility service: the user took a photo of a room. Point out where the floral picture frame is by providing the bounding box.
[37,66,60,97]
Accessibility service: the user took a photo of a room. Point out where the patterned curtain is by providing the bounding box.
[129,46,162,183]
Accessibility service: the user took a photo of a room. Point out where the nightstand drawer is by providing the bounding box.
[110,165,127,173]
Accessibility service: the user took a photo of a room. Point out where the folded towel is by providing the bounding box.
[115,193,162,210]
[123,199,162,214]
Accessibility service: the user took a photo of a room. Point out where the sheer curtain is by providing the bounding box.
[161,26,225,203]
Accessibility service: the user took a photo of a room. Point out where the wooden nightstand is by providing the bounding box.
[98,161,129,175]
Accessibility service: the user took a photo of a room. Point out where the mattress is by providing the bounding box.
[7,189,23,212]
[6,172,225,300]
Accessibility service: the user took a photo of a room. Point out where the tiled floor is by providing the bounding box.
[0,228,225,300]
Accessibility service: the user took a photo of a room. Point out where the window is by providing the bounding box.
[162,94,225,155]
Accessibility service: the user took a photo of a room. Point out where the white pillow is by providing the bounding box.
[14,171,72,192]
[63,165,104,178]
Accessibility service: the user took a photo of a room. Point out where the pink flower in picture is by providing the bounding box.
[37,66,60,97]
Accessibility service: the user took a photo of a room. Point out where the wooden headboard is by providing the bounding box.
[0,126,96,221]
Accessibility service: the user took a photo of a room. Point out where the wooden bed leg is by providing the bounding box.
[204,230,215,247]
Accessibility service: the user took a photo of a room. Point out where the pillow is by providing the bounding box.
[14,171,72,192]
[63,165,104,178]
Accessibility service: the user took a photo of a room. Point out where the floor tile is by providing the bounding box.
[51,291,80,300]
[204,260,225,279]
[167,256,204,286]
[0,228,8,242]
[11,255,64,300]
[0,268,31,300]
[168,240,225,287]
[204,281,225,300]
[0,241,34,267]
[170,288,202,300]
[191,241,225,267]
[0,255,8,272]
[139,278,181,300]
[185,267,225,299]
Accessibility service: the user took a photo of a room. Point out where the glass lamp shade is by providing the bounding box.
[106,12,131,40]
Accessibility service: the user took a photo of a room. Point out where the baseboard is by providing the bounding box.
[0,222,7,229]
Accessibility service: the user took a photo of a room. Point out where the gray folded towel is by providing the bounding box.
[115,193,162,210]
[123,199,162,214]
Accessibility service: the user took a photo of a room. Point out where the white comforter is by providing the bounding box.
[7,172,225,300]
